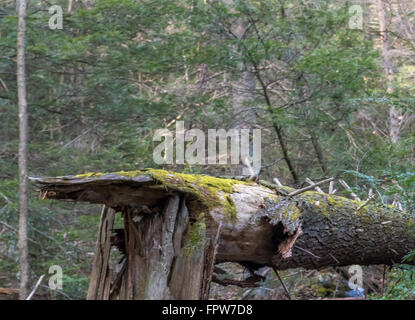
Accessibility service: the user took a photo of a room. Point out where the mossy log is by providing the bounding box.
[31,169,415,299]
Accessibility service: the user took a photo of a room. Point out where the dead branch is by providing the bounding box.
[288,177,335,197]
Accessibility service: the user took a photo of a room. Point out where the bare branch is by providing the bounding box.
[288,177,335,197]
[273,177,283,187]
[329,181,336,194]
[25,275,45,300]
[272,267,291,300]
[305,178,324,193]
[338,179,361,202]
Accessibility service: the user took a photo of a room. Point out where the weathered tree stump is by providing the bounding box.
[87,196,216,299]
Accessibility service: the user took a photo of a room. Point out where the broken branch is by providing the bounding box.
[288,177,335,197]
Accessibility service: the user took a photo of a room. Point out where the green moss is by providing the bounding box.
[145,169,255,221]
[114,170,144,178]
[289,205,301,222]
[74,172,104,178]
[311,283,334,297]
[327,194,346,207]
[264,198,302,233]
[284,192,357,220]
[223,195,237,223]
[278,185,296,193]
[184,213,206,257]
[278,201,301,226]
[314,202,331,218]
[300,193,365,219]
[291,192,332,219]
[73,169,250,221]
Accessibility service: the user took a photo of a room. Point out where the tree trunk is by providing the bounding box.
[230,16,257,176]
[309,129,328,174]
[32,170,415,299]
[87,206,115,300]
[227,1,256,132]
[377,0,401,143]
[87,196,217,300]
[17,0,29,300]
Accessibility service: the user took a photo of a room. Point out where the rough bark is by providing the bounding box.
[31,170,415,299]
[17,0,29,300]
[87,206,115,300]
[168,199,206,299]
[100,195,212,299]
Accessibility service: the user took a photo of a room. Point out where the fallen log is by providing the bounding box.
[31,169,415,299]
[0,288,19,295]
[0,287,48,299]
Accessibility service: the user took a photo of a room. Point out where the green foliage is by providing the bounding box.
[59,274,90,300]
[1,0,414,300]
[369,265,415,300]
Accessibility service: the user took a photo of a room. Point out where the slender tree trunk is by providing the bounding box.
[231,18,256,130]
[67,0,73,14]
[251,59,299,184]
[232,66,256,130]
[230,16,257,176]
[309,130,328,174]
[17,0,29,300]
[377,0,401,143]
